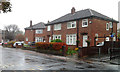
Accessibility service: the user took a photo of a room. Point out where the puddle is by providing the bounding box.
[25,58,38,62]
[75,62,83,65]
[87,65,96,68]
[76,66,85,69]
[47,63,66,68]
[59,68,68,70]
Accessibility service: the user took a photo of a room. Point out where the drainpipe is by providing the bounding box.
[77,20,79,47]
[51,25,54,40]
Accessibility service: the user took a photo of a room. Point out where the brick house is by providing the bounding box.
[24,21,46,44]
[24,8,118,49]
[45,7,118,48]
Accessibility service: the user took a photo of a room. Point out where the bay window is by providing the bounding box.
[53,35,61,40]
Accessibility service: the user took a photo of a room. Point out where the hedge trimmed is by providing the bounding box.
[35,42,68,51]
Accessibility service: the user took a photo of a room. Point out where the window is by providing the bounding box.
[106,23,109,30]
[66,34,76,45]
[106,37,109,41]
[67,21,76,29]
[35,37,43,42]
[54,24,61,30]
[109,22,113,28]
[53,35,61,40]
[26,37,28,41]
[82,19,88,27]
[47,26,51,31]
[113,37,116,41]
[36,29,43,34]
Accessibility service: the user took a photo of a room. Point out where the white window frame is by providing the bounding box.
[113,37,116,41]
[36,29,43,34]
[109,22,113,28]
[66,34,76,45]
[54,24,61,30]
[35,37,43,42]
[82,19,88,27]
[53,35,61,40]
[26,37,28,41]
[106,23,109,31]
[106,37,109,41]
[67,21,76,29]
[49,36,51,42]
[47,26,51,31]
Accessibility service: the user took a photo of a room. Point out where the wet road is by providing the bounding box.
[0,46,119,70]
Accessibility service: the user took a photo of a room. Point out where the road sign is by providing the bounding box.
[111,35,114,38]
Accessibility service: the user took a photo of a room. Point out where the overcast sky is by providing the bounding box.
[0,0,120,31]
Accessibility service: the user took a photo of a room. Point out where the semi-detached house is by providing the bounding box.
[24,7,118,49]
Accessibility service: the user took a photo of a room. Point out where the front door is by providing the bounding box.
[83,35,88,47]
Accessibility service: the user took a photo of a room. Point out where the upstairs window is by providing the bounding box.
[67,21,76,29]
[36,29,43,34]
[106,23,109,31]
[82,19,88,27]
[109,22,113,28]
[47,26,51,31]
[54,24,61,30]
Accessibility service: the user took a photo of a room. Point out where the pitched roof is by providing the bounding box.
[47,9,118,25]
[25,22,46,30]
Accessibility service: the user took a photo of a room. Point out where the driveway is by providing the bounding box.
[0,46,119,70]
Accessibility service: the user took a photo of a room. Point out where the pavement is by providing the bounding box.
[0,46,120,71]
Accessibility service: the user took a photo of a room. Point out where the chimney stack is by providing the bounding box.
[71,7,75,14]
[30,20,32,27]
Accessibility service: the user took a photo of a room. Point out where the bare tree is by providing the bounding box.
[4,24,22,41]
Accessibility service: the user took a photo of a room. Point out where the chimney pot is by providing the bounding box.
[71,7,75,14]
[30,20,32,27]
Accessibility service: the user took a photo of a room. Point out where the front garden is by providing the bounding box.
[2,39,78,56]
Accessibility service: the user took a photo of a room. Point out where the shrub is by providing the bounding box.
[7,41,16,47]
[52,42,68,51]
[35,42,68,51]
[67,47,77,55]
[7,41,16,45]
[51,39,62,42]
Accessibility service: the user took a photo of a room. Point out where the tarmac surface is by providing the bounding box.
[0,46,119,71]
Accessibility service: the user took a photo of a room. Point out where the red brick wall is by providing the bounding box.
[35,28,46,41]
[24,29,35,44]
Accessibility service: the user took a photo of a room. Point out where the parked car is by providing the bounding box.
[28,41,36,46]
[0,43,2,45]
[13,41,24,47]
[96,42,104,46]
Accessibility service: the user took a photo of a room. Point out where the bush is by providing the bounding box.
[7,41,16,48]
[7,41,16,45]
[35,42,68,51]
[67,47,77,55]
[51,39,62,42]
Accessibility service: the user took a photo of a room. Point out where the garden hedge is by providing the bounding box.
[35,42,68,51]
